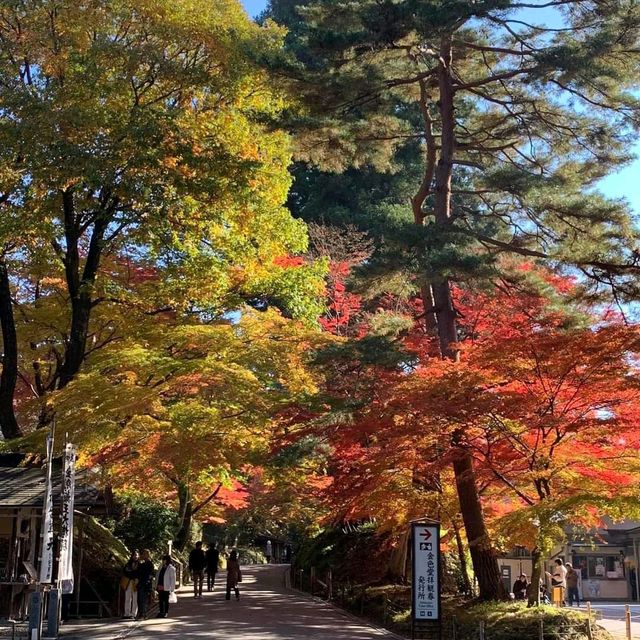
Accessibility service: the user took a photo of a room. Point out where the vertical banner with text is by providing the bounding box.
[412,522,440,622]
[39,434,55,583]
[58,443,76,593]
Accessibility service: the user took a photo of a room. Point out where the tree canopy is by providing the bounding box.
[1,0,640,604]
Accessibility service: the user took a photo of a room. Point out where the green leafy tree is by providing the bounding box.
[0,0,325,436]
[113,494,179,554]
[49,308,330,549]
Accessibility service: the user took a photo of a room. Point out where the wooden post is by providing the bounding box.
[479,619,485,640]
[625,603,632,640]
[452,615,457,640]
[75,514,85,617]
[539,617,544,640]
[586,601,593,640]
[327,569,332,601]
[310,567,316,597]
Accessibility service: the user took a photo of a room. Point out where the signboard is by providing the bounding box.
[412,522,440,622]
[38,435,54,583]
[58,443,76,594]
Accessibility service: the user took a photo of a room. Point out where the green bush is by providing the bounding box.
[340,590,613,640]
[237,547,267,565]
[111,494,178,554]
[447,602,613,640]
[385,602,613,640]
[294,522,387,583]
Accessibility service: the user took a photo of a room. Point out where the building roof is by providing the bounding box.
[0,454,102,509]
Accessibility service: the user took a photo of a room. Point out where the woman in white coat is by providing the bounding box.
[156,555,177,618]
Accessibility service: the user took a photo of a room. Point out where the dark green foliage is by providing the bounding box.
[271,435,331,468]
[268,0,640,302]
[111,495,178,553]
[268,0,640,604]
[313,335,417,370]
[294,522,386,583]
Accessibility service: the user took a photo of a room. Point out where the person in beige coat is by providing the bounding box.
[225,550,242,601]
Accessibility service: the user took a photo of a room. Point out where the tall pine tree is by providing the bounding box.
[267,0,640,600]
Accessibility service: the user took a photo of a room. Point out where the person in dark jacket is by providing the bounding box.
[122,551,139,618]
[189,541,207,598]
[205,543,220,592]
[512,574,529,601]
[135,549,154,620]
[226,549,242,601]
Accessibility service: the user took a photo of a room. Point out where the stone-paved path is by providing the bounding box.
[61,564,402,640]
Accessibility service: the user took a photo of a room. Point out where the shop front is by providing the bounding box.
[570,548,628,601]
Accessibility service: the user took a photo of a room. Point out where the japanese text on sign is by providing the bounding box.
[412,524,440,622]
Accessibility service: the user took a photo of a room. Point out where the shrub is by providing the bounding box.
[448,601,613,640]
[111,494,178,553]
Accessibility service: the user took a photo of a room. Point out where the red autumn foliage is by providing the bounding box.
[304,267,640,542]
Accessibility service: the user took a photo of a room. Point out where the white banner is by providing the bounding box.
[39,435,54,583]
[412,523,440,621]
[58,443,76,593]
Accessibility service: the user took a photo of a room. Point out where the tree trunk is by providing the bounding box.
[452,516,473,596]
[429,33,505,601]
[431,281,459,361]
[528,547,542,607]
[388,529,410,582]
[0,259,21,439]
[175,482,193,551]
[57,189,108,388]
[453,446,506,600]
[58,291,93,388]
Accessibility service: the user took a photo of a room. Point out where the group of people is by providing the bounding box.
[511,558,581,606]
[121,541,243,621]
[188,541,242,601]
[121,550,176,620]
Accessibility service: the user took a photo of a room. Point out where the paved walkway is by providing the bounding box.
[61,565,401,640]
[579,603,640,639]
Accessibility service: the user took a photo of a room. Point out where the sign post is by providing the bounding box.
[58,443,76,591]
[48,442,76,637]
[39,434,55,584]
[30,430,55,640]
[411,519,441,640]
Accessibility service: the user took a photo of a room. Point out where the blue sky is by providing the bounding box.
[241,0,640,215]
[242,0,267,16]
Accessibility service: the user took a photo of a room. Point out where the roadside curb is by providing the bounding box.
[284,575,407,640]
[60,603,159,640]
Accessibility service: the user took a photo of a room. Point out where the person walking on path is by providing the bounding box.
[206,543,220,592]
[566,563,580,607]
[189,541,207,598]
[225,549,242,601]
[156,555,177,618]
[121,551,139,618]
[136,549,155,620]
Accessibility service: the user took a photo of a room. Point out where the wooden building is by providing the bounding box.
[0,453,104,619]
[499,520,640,601]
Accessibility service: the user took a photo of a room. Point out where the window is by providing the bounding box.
[572,554,625,580]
